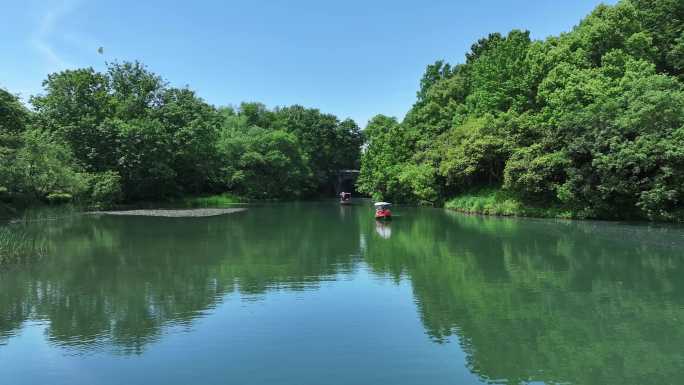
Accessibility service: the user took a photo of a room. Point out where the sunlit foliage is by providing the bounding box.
[358,0,684,220]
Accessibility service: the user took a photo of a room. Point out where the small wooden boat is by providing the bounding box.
[374,202,392,220]
[340,192,352,205]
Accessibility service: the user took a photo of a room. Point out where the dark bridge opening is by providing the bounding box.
[340,178,356,194]
[335,169,360,196]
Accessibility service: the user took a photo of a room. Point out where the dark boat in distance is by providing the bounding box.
[340,192,352,205]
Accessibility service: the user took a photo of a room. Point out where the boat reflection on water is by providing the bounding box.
[339,204,350,218]
[375,220,392,239]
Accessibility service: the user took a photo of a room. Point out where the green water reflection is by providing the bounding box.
[1,202,683,385]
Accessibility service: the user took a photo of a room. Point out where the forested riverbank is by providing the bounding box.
[0,63,363,214]
[3,0,684,223]
[358,0,684,221]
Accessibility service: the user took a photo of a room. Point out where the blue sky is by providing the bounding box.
[1,0,616,126]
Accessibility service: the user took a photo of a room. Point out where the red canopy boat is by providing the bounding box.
[374,202,392,220]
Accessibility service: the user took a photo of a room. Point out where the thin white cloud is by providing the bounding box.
[30,0,81,71]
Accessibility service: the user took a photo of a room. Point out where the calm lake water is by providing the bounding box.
[1,202,684,385]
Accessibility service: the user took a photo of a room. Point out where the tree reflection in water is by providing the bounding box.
[363,209,684,385]
[1,203,683,384]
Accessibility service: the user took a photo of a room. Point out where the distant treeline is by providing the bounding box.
[358,0,684,221]
[0,62,363,208]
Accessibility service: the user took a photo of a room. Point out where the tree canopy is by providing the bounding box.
[1,62,362,206]
[358,0,684,221]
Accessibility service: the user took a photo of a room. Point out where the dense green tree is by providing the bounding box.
[216,113,313,198]
[0,89,29,134]
[153,88,221,194]
[272,105,362,192]
[12,130,86,201]
[31,68,114,171]
[1,89,91,205]
[28,63,220,201]
[333,118,364,170]
[108,61,165,120]
[0,131,86,203]
[236,128,311,198]
[465,30,533,114]
[18,61,361,204]
[416,60,454,103]
[110,118,176,199]
[357,115,415,201]
[239,102,274,129]
[439,117,511,188]
[359,0,684,220]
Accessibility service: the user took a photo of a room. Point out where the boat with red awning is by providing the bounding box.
[374,202,392,220]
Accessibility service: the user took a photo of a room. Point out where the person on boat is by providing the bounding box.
[374,202,392,219]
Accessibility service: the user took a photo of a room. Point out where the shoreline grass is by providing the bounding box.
[0,226,47,267]
[444,189,576,219]
[92,193,247,211]
[175,193,244,208]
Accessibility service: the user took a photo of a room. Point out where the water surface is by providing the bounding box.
[1,202,683,385]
